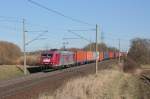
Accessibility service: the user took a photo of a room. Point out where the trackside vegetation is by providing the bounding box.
[39,70,150,99]
[0,65,24,80]
[128,38,150,65]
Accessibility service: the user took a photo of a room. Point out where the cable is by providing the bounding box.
[68,29,95,31]
[0,16,22,23]
[28,0,93,26]
[0,25,20,31]
[0,19,21,23]
[0,16,19,20]
[68,30,91,42]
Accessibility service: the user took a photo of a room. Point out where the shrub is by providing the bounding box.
[0,41,21,65]
[123,57,140,72]
[128,38,150,65]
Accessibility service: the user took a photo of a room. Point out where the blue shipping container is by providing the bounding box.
[104,52,109,60]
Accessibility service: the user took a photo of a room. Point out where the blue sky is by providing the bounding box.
[0,0,150,51]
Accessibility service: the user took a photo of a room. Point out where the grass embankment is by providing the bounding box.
[0,65,24,81]
[141,64,150,68]
[40,70,150,99]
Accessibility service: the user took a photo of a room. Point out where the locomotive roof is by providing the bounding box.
[42,50,74,54]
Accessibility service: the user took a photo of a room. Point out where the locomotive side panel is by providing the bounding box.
[59,51,75,66]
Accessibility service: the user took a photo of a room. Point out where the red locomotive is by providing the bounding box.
[41,51,74,68]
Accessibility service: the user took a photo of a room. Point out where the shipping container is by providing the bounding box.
[75,51,87,64]
[99,52,104,61]
[109,51,114,59]
[104,52,109,60]
[115,52,119,58]
[86,51,94,62]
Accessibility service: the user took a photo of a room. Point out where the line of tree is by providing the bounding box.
[83,42,118,52]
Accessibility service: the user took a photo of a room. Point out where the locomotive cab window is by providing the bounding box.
[42,54,53,58]
[47,54,53,58]
[42,54,47,57]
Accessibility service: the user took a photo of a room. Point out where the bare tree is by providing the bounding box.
[128,38,150,65]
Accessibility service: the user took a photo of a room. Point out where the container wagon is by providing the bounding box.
[74,51,87,65]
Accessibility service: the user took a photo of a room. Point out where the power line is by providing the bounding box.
[0,16,20,20]
[63,38,81,40]
[0,25,20,31]
[0,16,49,30]
[105,36,131,41]
[68,30,91,42]
[28,0,93,26]
[68,29,95,31]
[0,16,22,23]
[25,22,48,30]
[0,19,22,23]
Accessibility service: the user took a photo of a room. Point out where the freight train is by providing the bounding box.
[40,50,126,68]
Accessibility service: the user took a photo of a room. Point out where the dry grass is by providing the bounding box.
[39,70,150,99]
[0,65,24,81]
[18,54,40,66]
[141,64,150,68]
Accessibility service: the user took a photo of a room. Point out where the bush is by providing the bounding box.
[0,41,21,65]
[123,57,140,72]
[128,38,150,65]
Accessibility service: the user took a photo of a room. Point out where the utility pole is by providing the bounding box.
[95,24,98,75]
[63,42,68,51]
[118,39,121,63]
[63,42,66,50]
[23,19,27,75]
[101,25,103,43]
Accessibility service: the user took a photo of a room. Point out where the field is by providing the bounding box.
[0,65,24,81]
[39,70,150,99]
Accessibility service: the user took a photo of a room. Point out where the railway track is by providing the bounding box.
[141,74,150,86]
[0,59,117,99]
[140,68,150,87]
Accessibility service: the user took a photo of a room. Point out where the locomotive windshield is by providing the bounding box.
[42,53,53,58]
